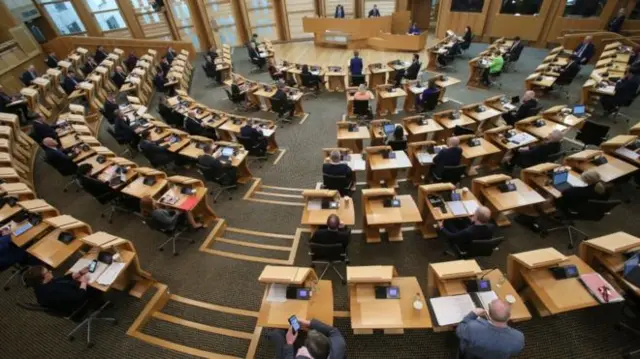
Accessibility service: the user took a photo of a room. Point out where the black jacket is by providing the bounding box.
[335,7,345,18]
[94,49,108,63]
[441,223,494,249]
[368,8,380,17]
[102,100,118,123]
[125,55,138,72]
[43,146,77,175]
[82,61,96,75]
[154,74,167,91]
[46,55,59,68]
[34,274,87,315]
[573,42,595,64]
[514,99,539,121]
[63,76,79,95]
[140,139,174,165]
[311,227,350,249]
[517,141,561,168]
[112,72,127,88]
[613,76,640,105]
[32,120,58,143]
[322,163,352,178]
[113,116,136,143]
[433,147,462,177]
[607,15,626,34]
[21,70,37,86]
[272,89,288,103]
[0,92,13,112]
[406,61,421,80]
[240,125,264,143]
[556,184,610,214]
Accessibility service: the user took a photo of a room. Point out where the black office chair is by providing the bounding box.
[158,103,177,127]
[616,294,640,358]
[247,47,266,72]
[18,300,116,348]
[487,70,502,89]
[447,237,505,260]
[353,100,372,125]
[350,74,366,87]
[432,164,466,186]
[526,104,544,118]
[541,199,622,249]
[309,242,348,284]
[546,151,565,163]
[387,139,408,152]
[202,63,220,86]
[392,69,406,87]
[575,121,609,149]
[322,173,352,197]
[405,63,421,81]
[237,134,268,167]
[197,162,237,203]
[453,125,475,136]
[140,142,175,171]
[44,151,80,192]
[224,88,246,111]
[106,127,136,158]
[611,90,640,125]
[300,72,321,98]
[417,91,440,113]
[270,98,292,126]
[146,208,193,256]
[78,175,126,224]
[503,45,523,72]
[552,64,581,100]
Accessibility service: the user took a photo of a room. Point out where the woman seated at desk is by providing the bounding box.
[386,125,407,151]
[408,22,420,35]
[301,65,324,91]
[555,169,610,215]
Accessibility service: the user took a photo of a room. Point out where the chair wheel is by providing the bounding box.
[68,336,74,341]
[174,252,179,256]
[3,286,9,291]
[113,319,118,326]
[87,342,94,348]
[159,248,164,252]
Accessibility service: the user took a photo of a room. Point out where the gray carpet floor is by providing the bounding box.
[1,41,640,359]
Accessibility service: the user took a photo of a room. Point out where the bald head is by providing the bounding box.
[42,137,58,148]
[329,150,341,163]
[584,36,593,43]
[326,214,340,230]
[523,90,535,102]
[488,299,511,323]
[447,136,460,147]
[474,206,491,224]
[28,65,35,72]
[547,129,563,143]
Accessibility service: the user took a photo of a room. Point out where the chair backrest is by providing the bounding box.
[453,125,474,136]
[576,121,609,147]
[440,164,467,184]
[546,151,565,163]
[556,64,581,85]
[353,100,370,116]
[387,139,407,151]
[184,117,207,136]
[197,162,237,186]
[322,172,351,196]
[107,127,127,145]
[424,91,440,111]
[79,175,117,205]
[351,74,366,86]
[141,142,174,167]
[148,208,181,233]
[270,98,286,115]
[526,104,543,118]
[467,237,504,257]
[301,73,316,87]
[576,199,621,221]
[309,242,346,262]
[44,149,78,177]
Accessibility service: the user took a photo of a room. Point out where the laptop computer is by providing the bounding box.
[219,147,234,162]
[551,170,572,192]
[383,124,396,136]
[572,105,586,116]
[511,96,520,104]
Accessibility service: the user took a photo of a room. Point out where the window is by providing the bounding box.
[38,0,87,35]
[204,0,242,46]
[450,0,484,12]
[95,11,127,30]
[245,0,278,41]
[325,0,353,17]
[285,0,315,39]
[131,0,173,39]
[170,0,201,51]
[85,0,118,12]
[500,0,544,15]
[563,0,607,18]
[364,0,395,16]
[82,0,130,36]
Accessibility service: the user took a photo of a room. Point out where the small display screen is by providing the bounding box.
[221,147,234,157]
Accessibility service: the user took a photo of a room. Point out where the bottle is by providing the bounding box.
[413,292,423,311]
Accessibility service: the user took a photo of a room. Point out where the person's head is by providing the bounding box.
[326,214,340,230]
[28,65,35,72]
[581,169,607,194]
[488,299,511,325]
[358,84,367,93]
[205,55,211,62]
[49,51,56,57]
[514,36,521,41]
[393,125,404,139]
[465,26,471,33]
[523,90,535,101]
[353,51,359,58]
[473,206,491,224]
[447,136,460,147]
[247,118,255,126]
[413,53,420,62]
[329,150,341,164]
[24,265,52,287]
[302,64,309,73]
[77,163,93,176]
[584,36,593,44]
[129,51,136,56]
[203,144,214,154]
[547,129,563,143]
[116,65,123,73]
[494,50,502,57]
[114,109,123,118]
[252,34,258,40]
[168,46,174,52]
[373,4,377,8]
[303,330,331,359]
[277,82,286,90]
[619,8,626,16]
[97,45,104,51]
[42,137,58,149]
[68,71,76,78]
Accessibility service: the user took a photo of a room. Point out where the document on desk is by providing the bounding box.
[307,199,322,210]
[261,128,275,137]
[97,262,126,286]
[429,294,476,326]
[567,174,587,187]
[266,283,287,303]
[446,201,467,216]
[503,103,516,111]
[600,85,616,95]
[348,157,366,171]
[68,258,109,283]
[615,147,640,161]
[416,153,434,165]
[509,133,536,145]
[462,200,479,215]
[473,291,498,312]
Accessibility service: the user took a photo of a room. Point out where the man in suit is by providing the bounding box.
[607,8,626,34]
[240,119,268,152]
[139,131,174,166]
[94,46,108,63]
[505,36,523,62]
[42,137,79,169]
[432,136,462,179]
[368,4,380,17]
[31,114,59,144]
[206,46,218,62]
[113,110,139,148]
[247,43,266,70]
[166,47,177,64]
[159,57,171,76]
[572,36,595,65]
[0,224,30,272]
[112,66,127,88]
[203,55,221,83]
[251,34,260,49]
[310,214,349,250]
[82,56,98,75]
[405,54,421,80]
[439,206,494,253]
[349,51,363,76]
[272,82,295,118]
[124,51,138,72]
[62,71,79,95]
[334,4,345,18]
[601,71,640,113]
[24,265,97,316]
[154,70,167,93]
[505,129,563,170]
[502,90,538,126]
[45,52,59,68]
[323,150,355,192]
[21,65,38,86]
[102,93,118,125]
[267,317,346,359]
[0,85,29,124]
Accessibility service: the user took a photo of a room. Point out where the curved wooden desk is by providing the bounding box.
[367,32,428,52]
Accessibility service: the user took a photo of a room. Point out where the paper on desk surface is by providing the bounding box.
[261,128,275,137]
[446,201,467,216]
[97,262,126,286]
[266,283,287,303]
[510,133,535,144]
[567,174,587,187]
[416,153,434,164]
[615,147,640,160]
[307,199,322,210]
[430,294,475,326]
[69,258,109,283]
[503,103,516,110]
[462,200,479,215]
[475,291,498,312]
[348,158,366,171]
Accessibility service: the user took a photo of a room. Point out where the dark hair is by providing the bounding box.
[326,214,340,229]
[413,53,420,61]
[305,330,331,359]
[203,144,213,153]
[515,36,521,41]
[465,26,471,32]
[252,34,258,38]
[77,163,93,176]
[302,64,309,73]
[393,125,404,139]
[354,51,359,57]
[24,265,46,287]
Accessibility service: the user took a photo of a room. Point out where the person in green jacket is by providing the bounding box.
[483,50,504,86]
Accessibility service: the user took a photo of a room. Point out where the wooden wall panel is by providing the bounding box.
[483,0,554,42]
[435,0,491,39]
[325,0,355,17]
[409,0,430,30]
[390,10,410,34]
[543,0,618,44]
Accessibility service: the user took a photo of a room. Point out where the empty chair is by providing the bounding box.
[300,72,321,98]
[322,173,352,197]
[432,164,466,186]
[447,237,505,260]
[552,63,581,100]
[269,98,292,126]
[146,208,193,256]
[309,242,348,284]
[353,100,372,125]
[43,148,80,192]
[575,121,609,148]
[237,134,268,166]
[78,174,124,224]
[224,88,246,111]
[197,162,237,203]
[140,140,175,170]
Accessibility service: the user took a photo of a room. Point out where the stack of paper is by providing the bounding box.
[416,153,434,164]
[69,258,109,283]
[615,147,640,161]
[97,262,126,286]
[430,294,476,326]
[307,199,322,210]
[462,200,479,214]
[474,291,498,312]
[446,201,468,216]
[266,283,287,303]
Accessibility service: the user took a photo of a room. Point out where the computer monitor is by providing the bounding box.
[511,96,520,104]
[573,105,586,116]
[383,124,395,136]
[624,254,639,276]
[552,170,569,185]
[221,147,234,157]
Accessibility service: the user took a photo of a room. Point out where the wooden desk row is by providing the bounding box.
[524,45,569,94]
[226,73,307,118]
[467,37,514,89]
[580,41,634,108]
[426,31,462,72]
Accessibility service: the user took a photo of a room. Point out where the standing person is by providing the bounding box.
[456,299,525,358]
[607,8,626,34]
[124,51,138,72]
[267,317,346,359]
[368,4,381,17]
[408,22,420,35]
[349,51,363,76]
[94,45,108,63]
[334,4,345,18]
[572,36,595,65]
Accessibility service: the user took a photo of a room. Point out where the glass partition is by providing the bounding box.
[563,0,608,18]
[450,0,484,12]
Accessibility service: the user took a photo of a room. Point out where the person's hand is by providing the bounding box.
[298,318,311,328]
[519,146,529,152]
[285,327,298,345]
[79,266,90,275]
[472,308,486,317]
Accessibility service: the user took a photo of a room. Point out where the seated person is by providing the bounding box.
[124,51,138,72]
[268,64,285,81]
[349,51,363,76]
[300,65,324,91]
[505,36,523,62]
[206,46,218,61]
[386,125,407,151]
[21,65,38,86]
[572,36,595,65]
[504,129,563,170]
[112,66,127,88]
[197,145,237,183]
[159,57,171,76]
[408,22,420,35]
[502,90,538,126]
[456,299,525,359]
[153,70,167,92]
[102,93,118,125]
[240,119,268,153]
[432,136,462,179]
[24,265,96,316]
[45,52,59,68]
[42,137,78,166]
[166,46,177,64]
[416,81,440,112]
[601,72,640,114]
[248,43,266,69]
[62,71,80,95]
[140,131,175,165]
[203,55,221,83]
[555,169,610,215]
[462,26,473,48]
[267,317,346,359]
[31,114,59,144]
[113,110,139,148]
[94,46,109,63]
[82,56,98,75]
[0,85,30,124]
[482,50,504,86]
[272,82,296,118]
[323,150,356,191]
[310,214,349,250]
[439,206,494,253]
[0,225,29,271]
[405,54,421,80]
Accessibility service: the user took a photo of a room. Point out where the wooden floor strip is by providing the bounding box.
[226,227,295,239]
[130,331,242,359]
[261,184,306,192]
[333,310,351,318]
[272,148,286,165]
[170,294,258,318]
[202,248,292,265]
[199,219,226,251]
[126,283,168,335]
[242,178,262,200]
[254,191,304,199]
[287,228,303,264]
[216,237,292,252]
[153,312,253,340]
[245,326,263,359]
[246,198,305,207]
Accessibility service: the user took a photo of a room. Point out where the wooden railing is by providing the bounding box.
[558,31,630,64]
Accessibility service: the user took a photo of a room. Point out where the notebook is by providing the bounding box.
[578,273,624,304]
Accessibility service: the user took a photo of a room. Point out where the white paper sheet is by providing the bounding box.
[97,262,126,286]
[416,152,434,165]
[567,174,587,187]
[68,258,109,283]
[615,147,640,161]
[447,201,468,216]
[261,128,275,137]
[462,200,479,215]
[430,294,476,326]
[266,283,287,303]
[307,199,322,210]
[475,291,498,312]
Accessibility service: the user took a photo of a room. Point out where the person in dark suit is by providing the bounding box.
[124,51,138,72]
[607,8,626,34]
[31,114,59,144]
[310,214,349,250]
[323,150,355,189]
[42,137,79,168]
[240,119,268,151]
[62,71,79,95]
[301,65,323,90]
[112,66,127,88]
[272,82,295,118]
[203,55,221,83]
[45,52,59,68]
[368,4,380,17]
[153,70,167,92]
[572,36,595,65]
[94,46,108,63]
[0,85,29,124]
[502,90,538,126]
[21,65,38,86]
[247,43,266,69]
[555,169,610,214]
[505,36,523,62]
[82,56,98,75]
[335,4,345,18]
[102,93,118,124]
[197,144,221,168]
[0,225,30,271]
[349,51,363,76]
[462,26,472,44]
[113,110,139,148]
[416,81,440,112]
[405,54,421,80]
[505,129,563,170]
[408,22,420,35]
[206,46,219,61]
[439,206,494,253]
[601,71,640,113]
[159,57,171,76]
[251,34,260,49]
[140,131,174,165]
[24,265,96,316]
[432,136,462,179]
[166,47,177,64]
[267,317,346,359]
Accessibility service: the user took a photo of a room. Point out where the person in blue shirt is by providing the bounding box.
[416,81,440,112]
[334,4,345,18]
[408,22,420,35]
[0,225,28,271]
[349,51,363,76]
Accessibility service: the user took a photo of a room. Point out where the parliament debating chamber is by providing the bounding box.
[4,0,640,358]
